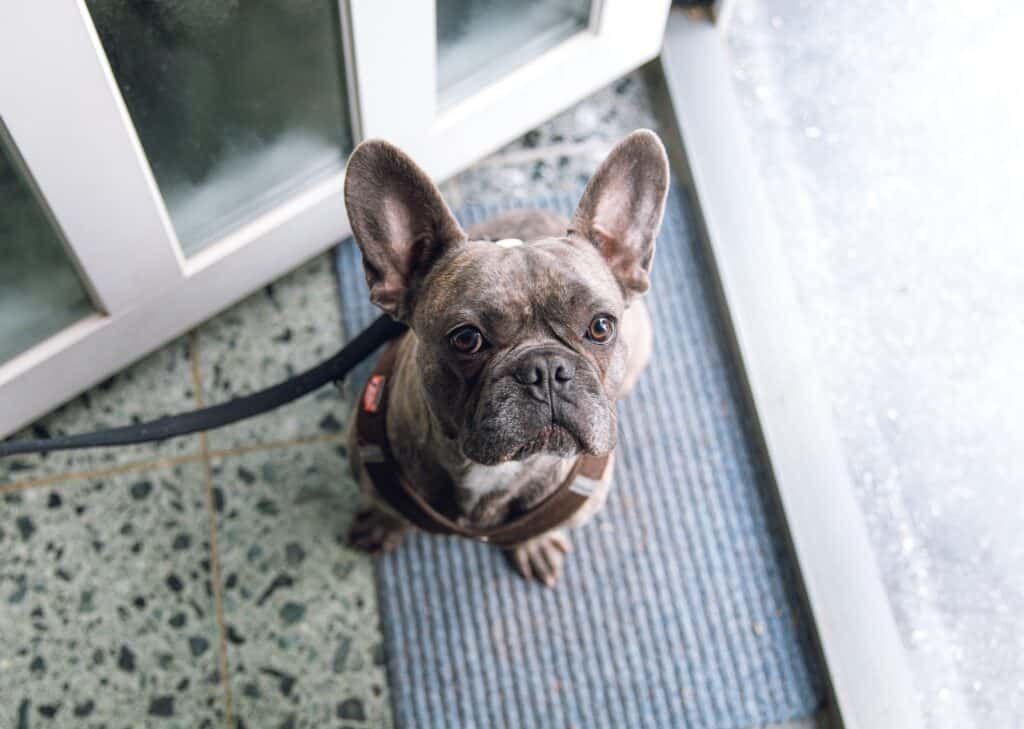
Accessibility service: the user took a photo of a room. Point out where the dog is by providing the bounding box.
[343,130,669,586]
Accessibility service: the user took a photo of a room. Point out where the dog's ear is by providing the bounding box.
[344,139,466,320]
[570,130,669,300]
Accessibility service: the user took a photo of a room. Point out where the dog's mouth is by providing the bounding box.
[461,420,598,465]
[508,423,580,461]
[459,380,618,465]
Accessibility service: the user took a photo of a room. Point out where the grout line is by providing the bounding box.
[209,432,345,460]
[188,335,234,726]
[0,432,346,493]
[202,430,236,729]
[189,331,236,729]
[0,451,203,493]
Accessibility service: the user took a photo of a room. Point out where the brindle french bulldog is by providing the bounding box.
[343,130,669,586]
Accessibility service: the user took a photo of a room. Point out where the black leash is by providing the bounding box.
[0,315,407,458]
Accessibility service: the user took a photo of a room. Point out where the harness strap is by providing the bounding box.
[356,337,609,548]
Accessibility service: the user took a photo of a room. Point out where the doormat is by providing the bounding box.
[334,184,826,729]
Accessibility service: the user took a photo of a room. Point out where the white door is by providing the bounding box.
[0,0,669,436]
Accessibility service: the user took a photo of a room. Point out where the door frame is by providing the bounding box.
[0,1,354,434]
[0,0,669,435]
[348,0,670,181]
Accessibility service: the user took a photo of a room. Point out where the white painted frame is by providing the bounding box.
[349,0,670,180]
[0,1,352,435]
[0,0,669,436]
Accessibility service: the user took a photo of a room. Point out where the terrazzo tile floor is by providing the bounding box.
[1,253,389,729]
[1,68,826,729]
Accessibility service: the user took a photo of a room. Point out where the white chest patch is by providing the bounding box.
[494,238,523,248]
[462,460,523,495]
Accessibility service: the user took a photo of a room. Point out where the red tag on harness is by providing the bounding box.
[362,374,385,413]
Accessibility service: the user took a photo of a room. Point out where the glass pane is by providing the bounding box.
[437,0,592,103]
[0,129,95,362]
[86,2,354,255]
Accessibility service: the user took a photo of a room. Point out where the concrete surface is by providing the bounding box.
[725,2,1024,727]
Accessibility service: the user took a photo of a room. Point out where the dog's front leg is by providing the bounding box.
[505,530,573,588]
[349,505,408,553]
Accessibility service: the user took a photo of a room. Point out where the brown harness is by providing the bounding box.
[355,338,610,548]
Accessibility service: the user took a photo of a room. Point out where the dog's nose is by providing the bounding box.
[514,351,575,391]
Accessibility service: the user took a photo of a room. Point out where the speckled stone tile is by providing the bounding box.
[0,337,200,488]
[195,254,349,453]
[444,146,607,207]
[442,70,660,209]
[493,69,660,155]
[211,441,390,729]
[0,461,224,728]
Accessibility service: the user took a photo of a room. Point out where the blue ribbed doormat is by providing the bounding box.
[335,185,826,729]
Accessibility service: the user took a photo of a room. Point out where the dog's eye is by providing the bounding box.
[449,325,484,354]
[586,316,616,344]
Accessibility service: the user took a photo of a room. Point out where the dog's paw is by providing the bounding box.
[348,507,408,554]
[505,531,573,587]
